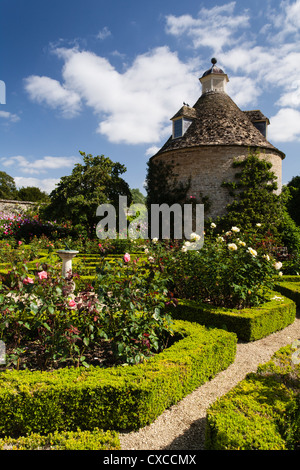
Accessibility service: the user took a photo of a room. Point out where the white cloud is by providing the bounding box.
[165,2,250,53]
[145,146,160,157]
[24,75,82,118]
[96,27,112,40]
[14,177,60,194]
[0,110,20,122]
[227,76,261,107]
[23,0,300,148]
[268,108,300,142]
[1,155,79,175]
[25,46,199,145]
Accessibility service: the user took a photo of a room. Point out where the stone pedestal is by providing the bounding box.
[56,250,79,278]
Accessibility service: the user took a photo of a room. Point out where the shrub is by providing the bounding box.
[205,344,300,450]
[0,428,120,450]
[158,225,281,309]
[274,281,300,307]
[0,320,237,435]
[0,260,101,370]
[167,292,296,342]
[95,251,174,364]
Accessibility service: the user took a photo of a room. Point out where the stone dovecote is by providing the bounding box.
[150,59,285,220]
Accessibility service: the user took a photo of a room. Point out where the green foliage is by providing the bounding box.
[0,171,17,200]
[0,320,237,435]
[41,151,132,234]
[274,281,300,307]
[286,175,300,226]
[17,186,49,203]
[0,259,101,370]
[95,250,174,364]
[168,292,296,342]
[0,428,120,450]
[164,225,280,309]
[145,158,190,208]
[205,345,300,450]
[130,188,146,204]
[220,150,282,232]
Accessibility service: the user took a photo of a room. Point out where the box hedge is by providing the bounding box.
[0,428,120,450]
[205,345,300,450]
[0,320,236,437]
[167,292,296,342]
[274,281,300,307]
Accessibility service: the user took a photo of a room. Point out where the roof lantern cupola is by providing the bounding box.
[200,58,229,95]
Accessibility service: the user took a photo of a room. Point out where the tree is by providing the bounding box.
[220,150,283,232]
[17,186,50,203]
[219,150,300,255]
[0,171,17,200]
[285,176,300,226]
[130,188,146,205]
[41,151,132,234]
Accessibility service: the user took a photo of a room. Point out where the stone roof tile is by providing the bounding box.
[154,91,285,159]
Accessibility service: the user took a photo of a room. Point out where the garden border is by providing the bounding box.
[0,320,237,437]
[205,344,300,450]
[274,281,300,307]
[167,292,296,342]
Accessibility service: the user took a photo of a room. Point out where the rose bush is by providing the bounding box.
[0,259,102,370]
[95,248,174,365]
[147,226,282,309]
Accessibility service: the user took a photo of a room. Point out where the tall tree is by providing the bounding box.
[42,152,132,234]
[286,175,300,226]
[0,171,17,200]
[17,186,49,202]
[220,150,283,232]
[219,150,300,254]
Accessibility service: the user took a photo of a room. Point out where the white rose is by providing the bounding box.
[231,226,240,232]
[247,247,257,257]
[228,243,238,251]
[190,232,200,241]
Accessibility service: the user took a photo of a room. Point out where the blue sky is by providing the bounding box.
[1,0,300,196]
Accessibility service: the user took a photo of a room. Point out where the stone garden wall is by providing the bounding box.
[0,199,39,215]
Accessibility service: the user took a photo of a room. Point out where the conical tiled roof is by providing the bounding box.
[154,91,285,159]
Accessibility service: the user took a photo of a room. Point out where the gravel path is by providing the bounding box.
[119,313,300,451]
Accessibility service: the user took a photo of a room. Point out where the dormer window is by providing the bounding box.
[172,118,193,139]
[243,110,270,139]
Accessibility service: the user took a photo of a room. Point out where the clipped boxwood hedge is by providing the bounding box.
[167,292,296,342]
[205,345,300,450]
[0,428,120,450]
[0,320,236,437]
[274,281,300,307]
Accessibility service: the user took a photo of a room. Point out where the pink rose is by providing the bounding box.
[18,241,22,245]
[68,299,77,309]
[38,271,48,280]
[123,253,130,263]
[23,277,34,285]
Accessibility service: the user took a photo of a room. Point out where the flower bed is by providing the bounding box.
[0,320,237,436]
[166,292,296,342]
[205,344,300,450]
